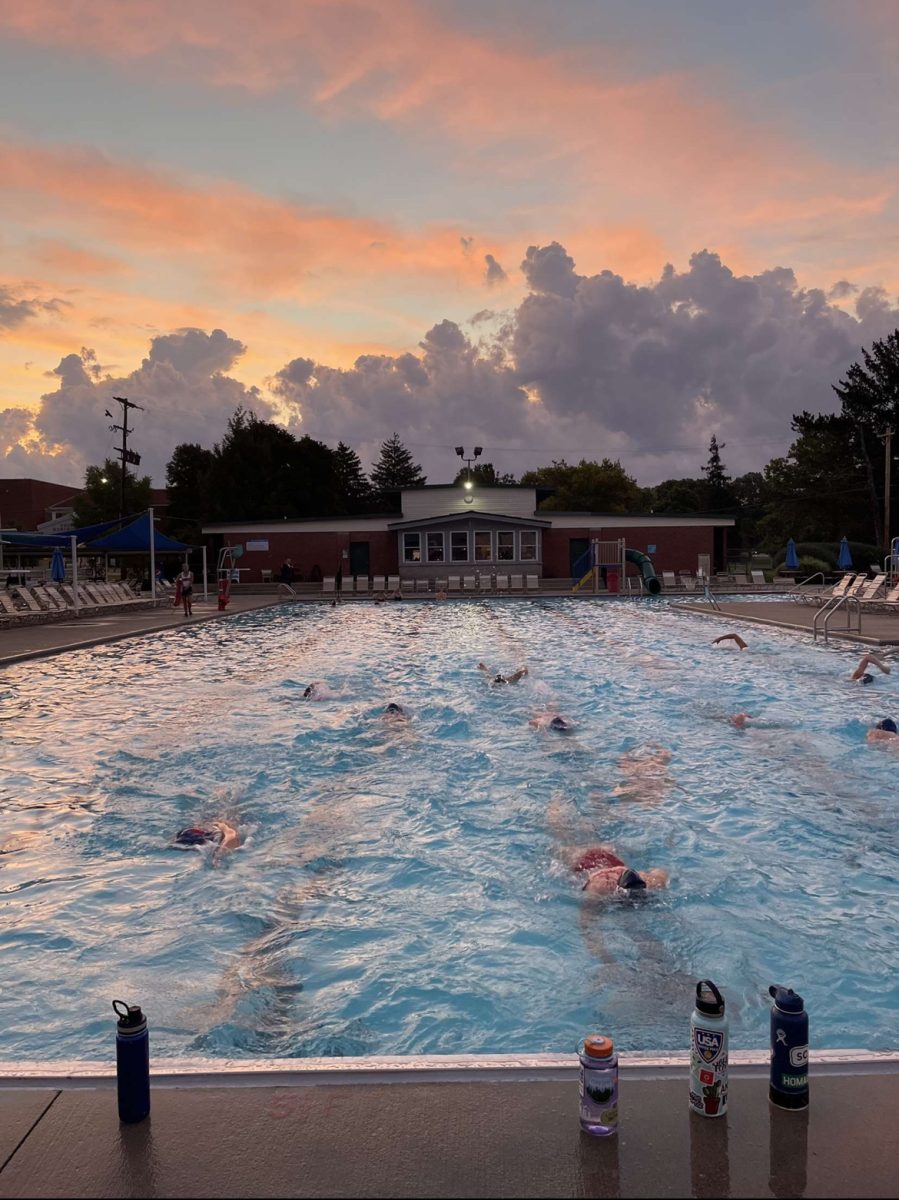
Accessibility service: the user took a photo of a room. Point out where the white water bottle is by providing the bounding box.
[689,979,728,1117]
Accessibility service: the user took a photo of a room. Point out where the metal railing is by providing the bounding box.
[701,582,721,611]
[788,571,825,599]
[813,594,862,642]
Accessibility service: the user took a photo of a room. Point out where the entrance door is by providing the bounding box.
[569,537,590,578]
[349,541,370,578]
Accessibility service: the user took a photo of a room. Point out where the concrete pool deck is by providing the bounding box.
[1,1054,897,1198]
[676,598,899,645]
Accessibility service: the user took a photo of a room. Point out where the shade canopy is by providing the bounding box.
[837,537,853,570]
[83,512,190,554]
[785,538,799,570]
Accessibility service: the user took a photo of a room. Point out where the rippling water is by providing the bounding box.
[1,598,896,1060]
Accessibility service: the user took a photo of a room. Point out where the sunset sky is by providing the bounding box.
[1,0,897,488]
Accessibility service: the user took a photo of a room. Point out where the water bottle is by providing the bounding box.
[768,984,809,1110]
[578,1035,619,1136]
[113,999,150,1123]
[689,980,728,1117]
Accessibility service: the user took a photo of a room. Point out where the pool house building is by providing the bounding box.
[203,485,734,589]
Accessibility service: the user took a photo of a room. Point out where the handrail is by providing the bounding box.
[702,583,721,611]
[788,571,825,597]
[814,594,862,642]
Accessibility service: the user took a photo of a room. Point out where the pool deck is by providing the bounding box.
[0,1053,897,1198]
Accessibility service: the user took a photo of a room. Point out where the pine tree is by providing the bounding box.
[333,441,373,513]
[370,433,427,493]
[701,435,733,511]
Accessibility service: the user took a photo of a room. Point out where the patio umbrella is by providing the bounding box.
[50,547,66,583]
[785,538,799,570]
[837,537,853,571]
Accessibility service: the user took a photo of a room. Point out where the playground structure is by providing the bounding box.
[571,539,662,595]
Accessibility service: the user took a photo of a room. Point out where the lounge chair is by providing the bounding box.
[401,577,415,592]
[0,591,29,618]
[356,576,371,595]
[11,585,46,613]
[387,575,400,592]
[322,576,335,594]
[415,579,429,592]
[679,572,697,591]
[448,575,461,592]
[478,572,493,593]
[866,581,899,610]
[844,574,869,599]
[510,573,524,591]
[526,574,539,591]
[662,570,677,589]
[32,584,67,611]
[495,574,509,592]
[750,569,767,587]
[857,573,886,603]
[462,575,476,591]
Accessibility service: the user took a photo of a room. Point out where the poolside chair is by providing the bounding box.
[478,572,493,593]
[387,575,400,592]
[447,575,461,592]
[495,574,509,592]
[435,578,448,593]
[857,573,886,603]
[356,576,371,595]
[750,569,767,587]
[322,576,335,594]
[32,584,67,611]
[844,574,870,599]
[0,591,29,619]
[868,581,899,611]
[661,570,677,590]
[415,579,429,592]
[462,575,476,591]
[526,574,539,592]
[509,573,523,592]
[11,585,46,613]
[679,572,697,591]
[401,577,415,592]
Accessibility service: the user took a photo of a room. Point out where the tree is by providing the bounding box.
[647,477,707,513]
[701,435,734,511]
[333,442,373,514]
[521,458,643,512]
[832,329,899,546]
[165,442,215,540]
[370,433,426,494]
[74,459,152,525]
[452,462,517,487]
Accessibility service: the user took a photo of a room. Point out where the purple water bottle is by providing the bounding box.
[113,1000,150,1123]
[768,985,809,1110]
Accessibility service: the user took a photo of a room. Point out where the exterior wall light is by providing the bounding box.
[463,479,473,490]
[464,494,474,504]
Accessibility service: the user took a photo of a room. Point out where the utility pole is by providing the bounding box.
[107,397,144,519]
[884,429,894,555]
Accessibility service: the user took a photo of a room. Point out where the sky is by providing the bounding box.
[0,0,898,490]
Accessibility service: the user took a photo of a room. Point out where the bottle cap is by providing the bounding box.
[113,1000,145,1028]
[695,980,725,1015]
[582,1035,614,1060]
[769,984,804,1013]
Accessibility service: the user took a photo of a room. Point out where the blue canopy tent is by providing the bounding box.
[837,537,853,571]
[785,538,799,571]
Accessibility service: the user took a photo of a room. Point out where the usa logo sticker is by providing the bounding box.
[693,1028,723,1063]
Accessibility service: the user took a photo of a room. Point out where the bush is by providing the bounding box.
[774,555,830,577]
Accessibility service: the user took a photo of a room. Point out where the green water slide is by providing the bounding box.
[625,548,662,594]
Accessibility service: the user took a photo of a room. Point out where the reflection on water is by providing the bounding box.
[0,599,897,1060]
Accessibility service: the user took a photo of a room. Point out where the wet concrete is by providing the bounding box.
[0,1072,896,1198]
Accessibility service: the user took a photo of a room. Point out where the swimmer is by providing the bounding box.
[383,702,408,721]
[729,712,753,729]
[303,681,332,699]
[478,662,529,685]
[173,820,240,864]
[530,712,574,733]
[436,590,448,601]
[613,743,676,801]
[851,653,891,684]
[866,717,899,744]
[548,798,668,898]
[713,633,748,650]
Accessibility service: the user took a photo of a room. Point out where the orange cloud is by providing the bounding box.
[31,239,130,278]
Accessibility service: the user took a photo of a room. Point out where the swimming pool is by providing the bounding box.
[1,599,896,1061]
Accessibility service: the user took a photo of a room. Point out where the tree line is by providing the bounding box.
[73,329,899,564]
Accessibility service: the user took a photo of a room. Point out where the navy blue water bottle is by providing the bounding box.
[113,999,150,1123]
[768,985,809,1110]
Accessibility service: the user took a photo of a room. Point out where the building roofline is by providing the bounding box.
[387,512,552,530]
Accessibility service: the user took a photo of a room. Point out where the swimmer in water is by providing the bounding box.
[383,702,408,721]
[713,633,748,650]
[851,653,891,684]
[478,662,529,685]
[613,743,676,801]
[548,797,668,898]
[530,712,574,733]
[866,717,899,744]
[173,820,240,864]
[729,712,753,729]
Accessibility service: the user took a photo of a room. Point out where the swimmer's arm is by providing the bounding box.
[712,634,747,650]
[508,667,529,683]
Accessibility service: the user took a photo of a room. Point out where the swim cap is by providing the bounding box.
[877,718,897,733]
[861,673,874,685]
[493,675,507,685]
[303,684,315,698]
[549,716,571,732]
[617,867,647,892]
[175,827,212,846]
[386,703,404,715]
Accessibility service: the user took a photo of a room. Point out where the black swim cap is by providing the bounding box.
[877,718,897,733]
[617,868,647,891]
[493,675,507,685]
[386,703,404,715]
[549,716,571,731]
[861,673,874,685]
[303,684,315,698]
[176,827,211,846]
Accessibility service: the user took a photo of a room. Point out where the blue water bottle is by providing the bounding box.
[113,999,150,1123]
[768,985,809,1110]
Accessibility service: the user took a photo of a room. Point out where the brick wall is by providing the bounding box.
[542,525,722,578]
[0,479,78,530]
[231,530,398,581]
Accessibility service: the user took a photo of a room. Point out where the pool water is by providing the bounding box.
[1,599,896,1061]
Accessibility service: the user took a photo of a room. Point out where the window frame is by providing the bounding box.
[426,531,446,563]
[474,530,493,562]
[450,530,469,562]
[496,531,515,561]
[402,532,422,563]
[519,530,538,561]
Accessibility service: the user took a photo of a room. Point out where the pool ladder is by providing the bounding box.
[813,594,862,642]
[702,582,721,611]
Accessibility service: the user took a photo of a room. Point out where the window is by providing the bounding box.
[403,532,421,563]
[427,532,445,562]
[474,531,492,561]
[519,530,538,561]
[497,531,514,561]
[451,531,469,562]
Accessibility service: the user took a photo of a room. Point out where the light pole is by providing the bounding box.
[883,429,894,554]
[454,445,483,485]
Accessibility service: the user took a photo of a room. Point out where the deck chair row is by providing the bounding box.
[319,574,541,594]
[0,581,142,619]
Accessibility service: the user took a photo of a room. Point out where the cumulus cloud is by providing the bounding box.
[2,328,270,486]
[484,253,507,287]
[0,283,66,330]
